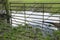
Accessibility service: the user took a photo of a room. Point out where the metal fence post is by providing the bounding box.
[9,3,12,26]
[24,3,26,25]
[41,3,46,37]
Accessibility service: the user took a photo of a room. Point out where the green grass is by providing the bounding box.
[0,19,60,40]
[0,23,60,40]
[0,23,44,40]
[0,0,60,14]
[8,0,60,14]
[9,0,60,3]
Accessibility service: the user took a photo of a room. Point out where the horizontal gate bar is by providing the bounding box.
[10,6,60,8]
[12,17,60,21]
[10,3,60,4]
[11,14,60,17]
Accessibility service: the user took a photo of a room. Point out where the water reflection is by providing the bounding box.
[11,11,59,31]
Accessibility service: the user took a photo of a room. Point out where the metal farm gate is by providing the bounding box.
[9,2,60,37]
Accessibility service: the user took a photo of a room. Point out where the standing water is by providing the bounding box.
[11,11,59,36]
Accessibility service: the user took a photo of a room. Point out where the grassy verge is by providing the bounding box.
[0,21,60,40]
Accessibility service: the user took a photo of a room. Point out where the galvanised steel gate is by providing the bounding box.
[9,2,60,37]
